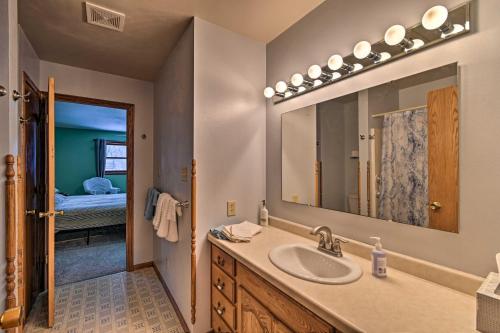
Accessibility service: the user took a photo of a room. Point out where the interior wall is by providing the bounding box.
[39,60,154,265]
[153,20,194,331]
[19,26,39,87]
[398,76,457,109]
[0,0,19,318]
[55,127,127,195]
[193,17,266,332]
[282,105,316,205]
[266,0,500,276]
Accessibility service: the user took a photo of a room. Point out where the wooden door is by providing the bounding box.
[427,85,459,232]
[20,74,47,317]
[240,288,273,333]
[41,77,56,327]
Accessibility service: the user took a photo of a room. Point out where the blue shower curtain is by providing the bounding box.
[377,109,429,227]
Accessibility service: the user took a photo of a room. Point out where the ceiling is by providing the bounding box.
[55,101,127,132]
[19,0,324,81]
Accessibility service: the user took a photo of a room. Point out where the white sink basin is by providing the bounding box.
[269,243,362,284]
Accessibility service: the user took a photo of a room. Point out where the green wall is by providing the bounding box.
[55,127,127,195]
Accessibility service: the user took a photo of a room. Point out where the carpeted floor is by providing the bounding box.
[24,268,185,333]
[55,227,126,286]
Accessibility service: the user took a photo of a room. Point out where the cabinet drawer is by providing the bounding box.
[212,263,236,303]
[212,285,236,330]
[212,245,235,277]
[212,309,233,333]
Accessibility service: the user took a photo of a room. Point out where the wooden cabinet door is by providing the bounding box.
[240,288,273,333]
[273,320,294,333]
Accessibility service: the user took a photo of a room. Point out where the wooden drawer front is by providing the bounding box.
[212,285,236,329]
[237,263,333,333]
[212,245,235,277]
[212,309,233,333]
[212,263,236,303]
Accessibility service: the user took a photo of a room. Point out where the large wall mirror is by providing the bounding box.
[282,63,459,233]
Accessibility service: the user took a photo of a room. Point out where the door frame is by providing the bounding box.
[17,85,136,320]
[53,93,135,271]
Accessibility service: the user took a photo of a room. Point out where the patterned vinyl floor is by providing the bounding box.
[25,268,185,333]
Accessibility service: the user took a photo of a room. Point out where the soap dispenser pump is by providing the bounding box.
[370,237,387,278]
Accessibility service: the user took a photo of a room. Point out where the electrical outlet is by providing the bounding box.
[227,200,236,217]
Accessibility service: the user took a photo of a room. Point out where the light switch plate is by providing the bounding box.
[227,200,236,217]
[180,167,188,182]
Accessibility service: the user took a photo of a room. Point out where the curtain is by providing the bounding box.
[95,139,107,178]
[377,109,428,227]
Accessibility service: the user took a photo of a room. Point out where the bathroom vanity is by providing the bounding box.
[208,222,478,333]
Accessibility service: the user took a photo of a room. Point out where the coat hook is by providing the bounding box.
[141,134,147,140]
[12,90,31,102]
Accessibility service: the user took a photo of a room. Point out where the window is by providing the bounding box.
[105,141,127,175]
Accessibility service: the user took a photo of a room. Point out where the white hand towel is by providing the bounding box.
[153,193,180,242]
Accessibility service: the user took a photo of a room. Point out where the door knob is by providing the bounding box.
[0,306,22,329]
[25,209,36,216]
[429,202,442,210]
[0,85,6,97]
[39,210,64,218]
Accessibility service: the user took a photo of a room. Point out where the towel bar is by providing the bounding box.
[176,201,190,209]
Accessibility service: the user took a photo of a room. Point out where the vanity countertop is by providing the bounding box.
[208,226,477,333]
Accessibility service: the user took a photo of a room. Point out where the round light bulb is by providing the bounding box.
[290,73,304,87]
[384,25,406,46]
[263,87,275,98]
[308,65,322,79]
[422,5,448,30]
[353,41,372,59]
[298,86,306,93]
[275,81,288,93]
[327,54,344,71]
[313,79,322,87]
[379,52,391,62]
[284,91,293,98]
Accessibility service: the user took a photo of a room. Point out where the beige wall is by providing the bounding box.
[0,0,19,319]
[282,105,316,205]
[39,60,155,265]
[153,20,194,330]
[193,17,266,332]
[19,26,39,87]
[267,0,500,276]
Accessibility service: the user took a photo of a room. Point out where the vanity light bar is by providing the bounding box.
[263,2,471,102]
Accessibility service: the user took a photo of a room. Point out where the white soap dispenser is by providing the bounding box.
[259,200,269,226]
[370,237,387,278]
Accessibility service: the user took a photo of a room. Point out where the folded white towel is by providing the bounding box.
[222,221,262,242]
[153,193,182,242]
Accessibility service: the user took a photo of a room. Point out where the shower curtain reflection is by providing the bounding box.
[377,108,428,227]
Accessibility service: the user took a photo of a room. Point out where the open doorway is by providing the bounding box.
[18,73,135,324]
[54,99,129,285]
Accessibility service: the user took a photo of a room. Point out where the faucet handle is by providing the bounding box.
[334,237,348,244]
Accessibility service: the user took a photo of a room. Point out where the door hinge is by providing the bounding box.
[45,255,48,265]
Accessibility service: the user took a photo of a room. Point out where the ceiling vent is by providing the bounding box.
[85,2,125,32]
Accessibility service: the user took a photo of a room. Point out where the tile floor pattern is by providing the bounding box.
[25,268,185,333]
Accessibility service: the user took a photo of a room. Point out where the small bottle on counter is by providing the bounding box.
[370,236,387,278]
[259,200,269,226]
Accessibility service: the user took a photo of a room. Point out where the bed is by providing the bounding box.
[55,193,126,231]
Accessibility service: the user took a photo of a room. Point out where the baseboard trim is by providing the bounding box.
[152,262,190,333]
[133,261,153,270]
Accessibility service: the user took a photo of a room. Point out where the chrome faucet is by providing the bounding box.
[310,226,347,257]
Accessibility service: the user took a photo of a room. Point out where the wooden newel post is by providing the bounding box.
[5,154,16,310]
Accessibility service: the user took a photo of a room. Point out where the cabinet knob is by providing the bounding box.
[215,278,225,291]
[215,302,225,316]
[217,256,225,266]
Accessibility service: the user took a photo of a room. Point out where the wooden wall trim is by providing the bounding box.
[190,159,197,324]
[5,155,17,312]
